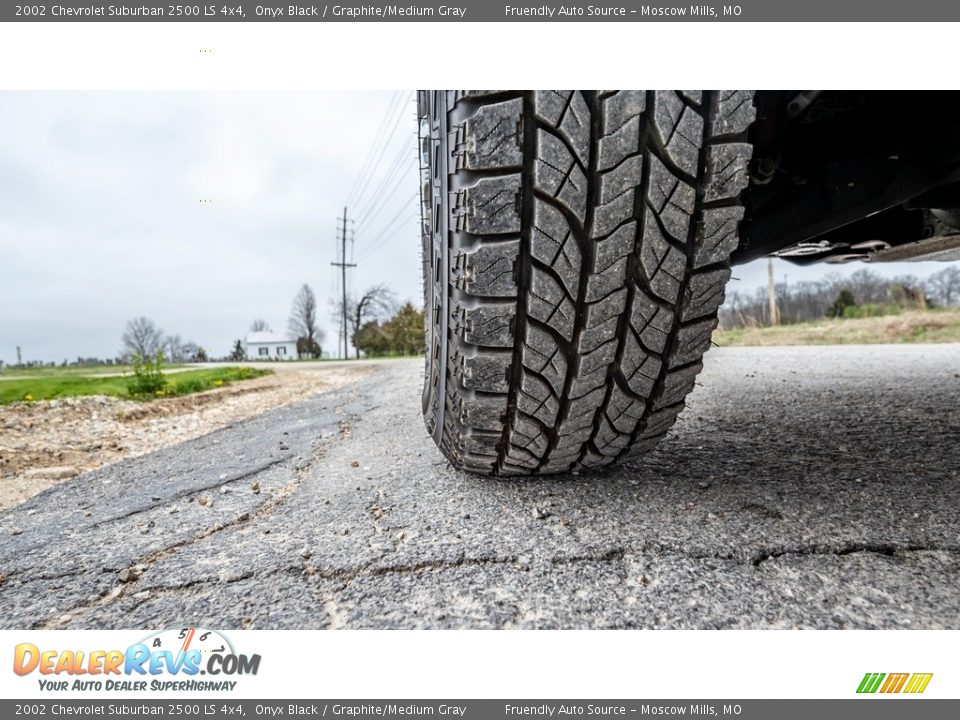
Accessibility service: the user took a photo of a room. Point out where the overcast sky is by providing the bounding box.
[0,91,948,365]
[0,91,421,364]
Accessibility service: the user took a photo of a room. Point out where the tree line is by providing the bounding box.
[719,266,960,329]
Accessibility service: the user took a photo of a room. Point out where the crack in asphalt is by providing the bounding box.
[29,420,351,629]
[749,542,960,567]
[90,457,291,528]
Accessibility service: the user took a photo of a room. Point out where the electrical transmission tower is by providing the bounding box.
[331,207,357,358]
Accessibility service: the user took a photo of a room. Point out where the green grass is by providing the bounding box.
[0,364,186,378]
[714,308,960,347]
[0,367,271,405]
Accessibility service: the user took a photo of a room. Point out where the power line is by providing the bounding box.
[348,92,413,215]
[355,193,418,258]
[355,134,417,226]
[356,155,418,231]
[343,91,404,209]
[356,215,420,263]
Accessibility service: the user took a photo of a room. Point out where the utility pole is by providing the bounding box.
[767,257,780,326]
[16,346,22,366]
[331,207,357,359]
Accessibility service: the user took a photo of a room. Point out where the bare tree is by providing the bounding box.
[337,285,396,358]
[289,284,325,358]
[250,318,271,332]
[122,317,164,359]
[164,334,185,363]
[928,266,960,307]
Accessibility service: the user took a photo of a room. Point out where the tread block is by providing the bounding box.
[598,155,642,205]
[658,364,700,407]
[461,351,511,393]
[598,114,640,172]
[532,200,581,299]
[521,326,567,398]
[620,337,662,397]
[670,318,717,368]
[694,206,744,269]
[459,175,521,234]
[652,92,704,176]
[630,292,675,354]
[535,91,591,166]
[704,143,752,202]
[712,91,756,136]
[459,240,519,298]
[528,266,576,339]
[681,267,731,321]
[640,212,685,303]
[459,302,515,347]
[603,91,646,138]
[647,154,695,240]
[535,130,588,222]
[460,97,523,170]
[517,371,561,426]
[605,384,646,434]
[459,395,508,432]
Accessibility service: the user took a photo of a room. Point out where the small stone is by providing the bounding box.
[517,555,532,567]
[9,527,23,536]
[697,481,712,489]
[251,481,260,494]
[197,497,211,507]
[300,548,312,559]
[279,442,289,450]
[117,567,140,583]
[151,496,161,501]
[463,513,471,520]
[84,511,92,517]
[219,486,230,495]
[351,461,360,468]
[533,507,550,520]
[59,614,72,624]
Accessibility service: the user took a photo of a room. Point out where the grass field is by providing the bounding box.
[0,364,192,378]
[714,308,960,347]
[0,367,271,405]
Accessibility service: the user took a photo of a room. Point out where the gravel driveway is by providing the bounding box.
[1,346,958,629]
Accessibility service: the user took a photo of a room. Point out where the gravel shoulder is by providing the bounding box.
[0,362,374,510]
[0,348,957,629]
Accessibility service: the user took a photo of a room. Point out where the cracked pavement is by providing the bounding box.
[1,345,959,629]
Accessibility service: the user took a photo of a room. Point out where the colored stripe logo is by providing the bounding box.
[857,672,933,694]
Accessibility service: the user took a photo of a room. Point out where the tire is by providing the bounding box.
[419,90,755,476]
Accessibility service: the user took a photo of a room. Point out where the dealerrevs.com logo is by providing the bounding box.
[857,673,933,694]
[13,627,260,692]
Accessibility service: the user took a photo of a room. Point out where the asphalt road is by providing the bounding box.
[1,345,958,629]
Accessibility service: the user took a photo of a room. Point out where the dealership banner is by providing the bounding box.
[1,630,957,704]
[1,700,960,719]
[3,0,960,22]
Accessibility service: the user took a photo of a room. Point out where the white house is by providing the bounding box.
[244,331,297,361]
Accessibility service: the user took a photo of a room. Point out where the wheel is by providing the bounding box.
[419,90,755,476]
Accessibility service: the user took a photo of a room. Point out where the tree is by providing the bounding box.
[289,283,325,359]
[355,303,424,357]
[230,339,246,361]
[341,284,396,358]
[826,289,857,318]
[250,318,271,332]
[122,317,164,359]
[928,266,960,307]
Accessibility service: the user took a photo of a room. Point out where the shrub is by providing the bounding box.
[127,351,167,397]
[843,303,902,319]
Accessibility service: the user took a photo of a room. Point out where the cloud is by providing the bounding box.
[0,91,422,363]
